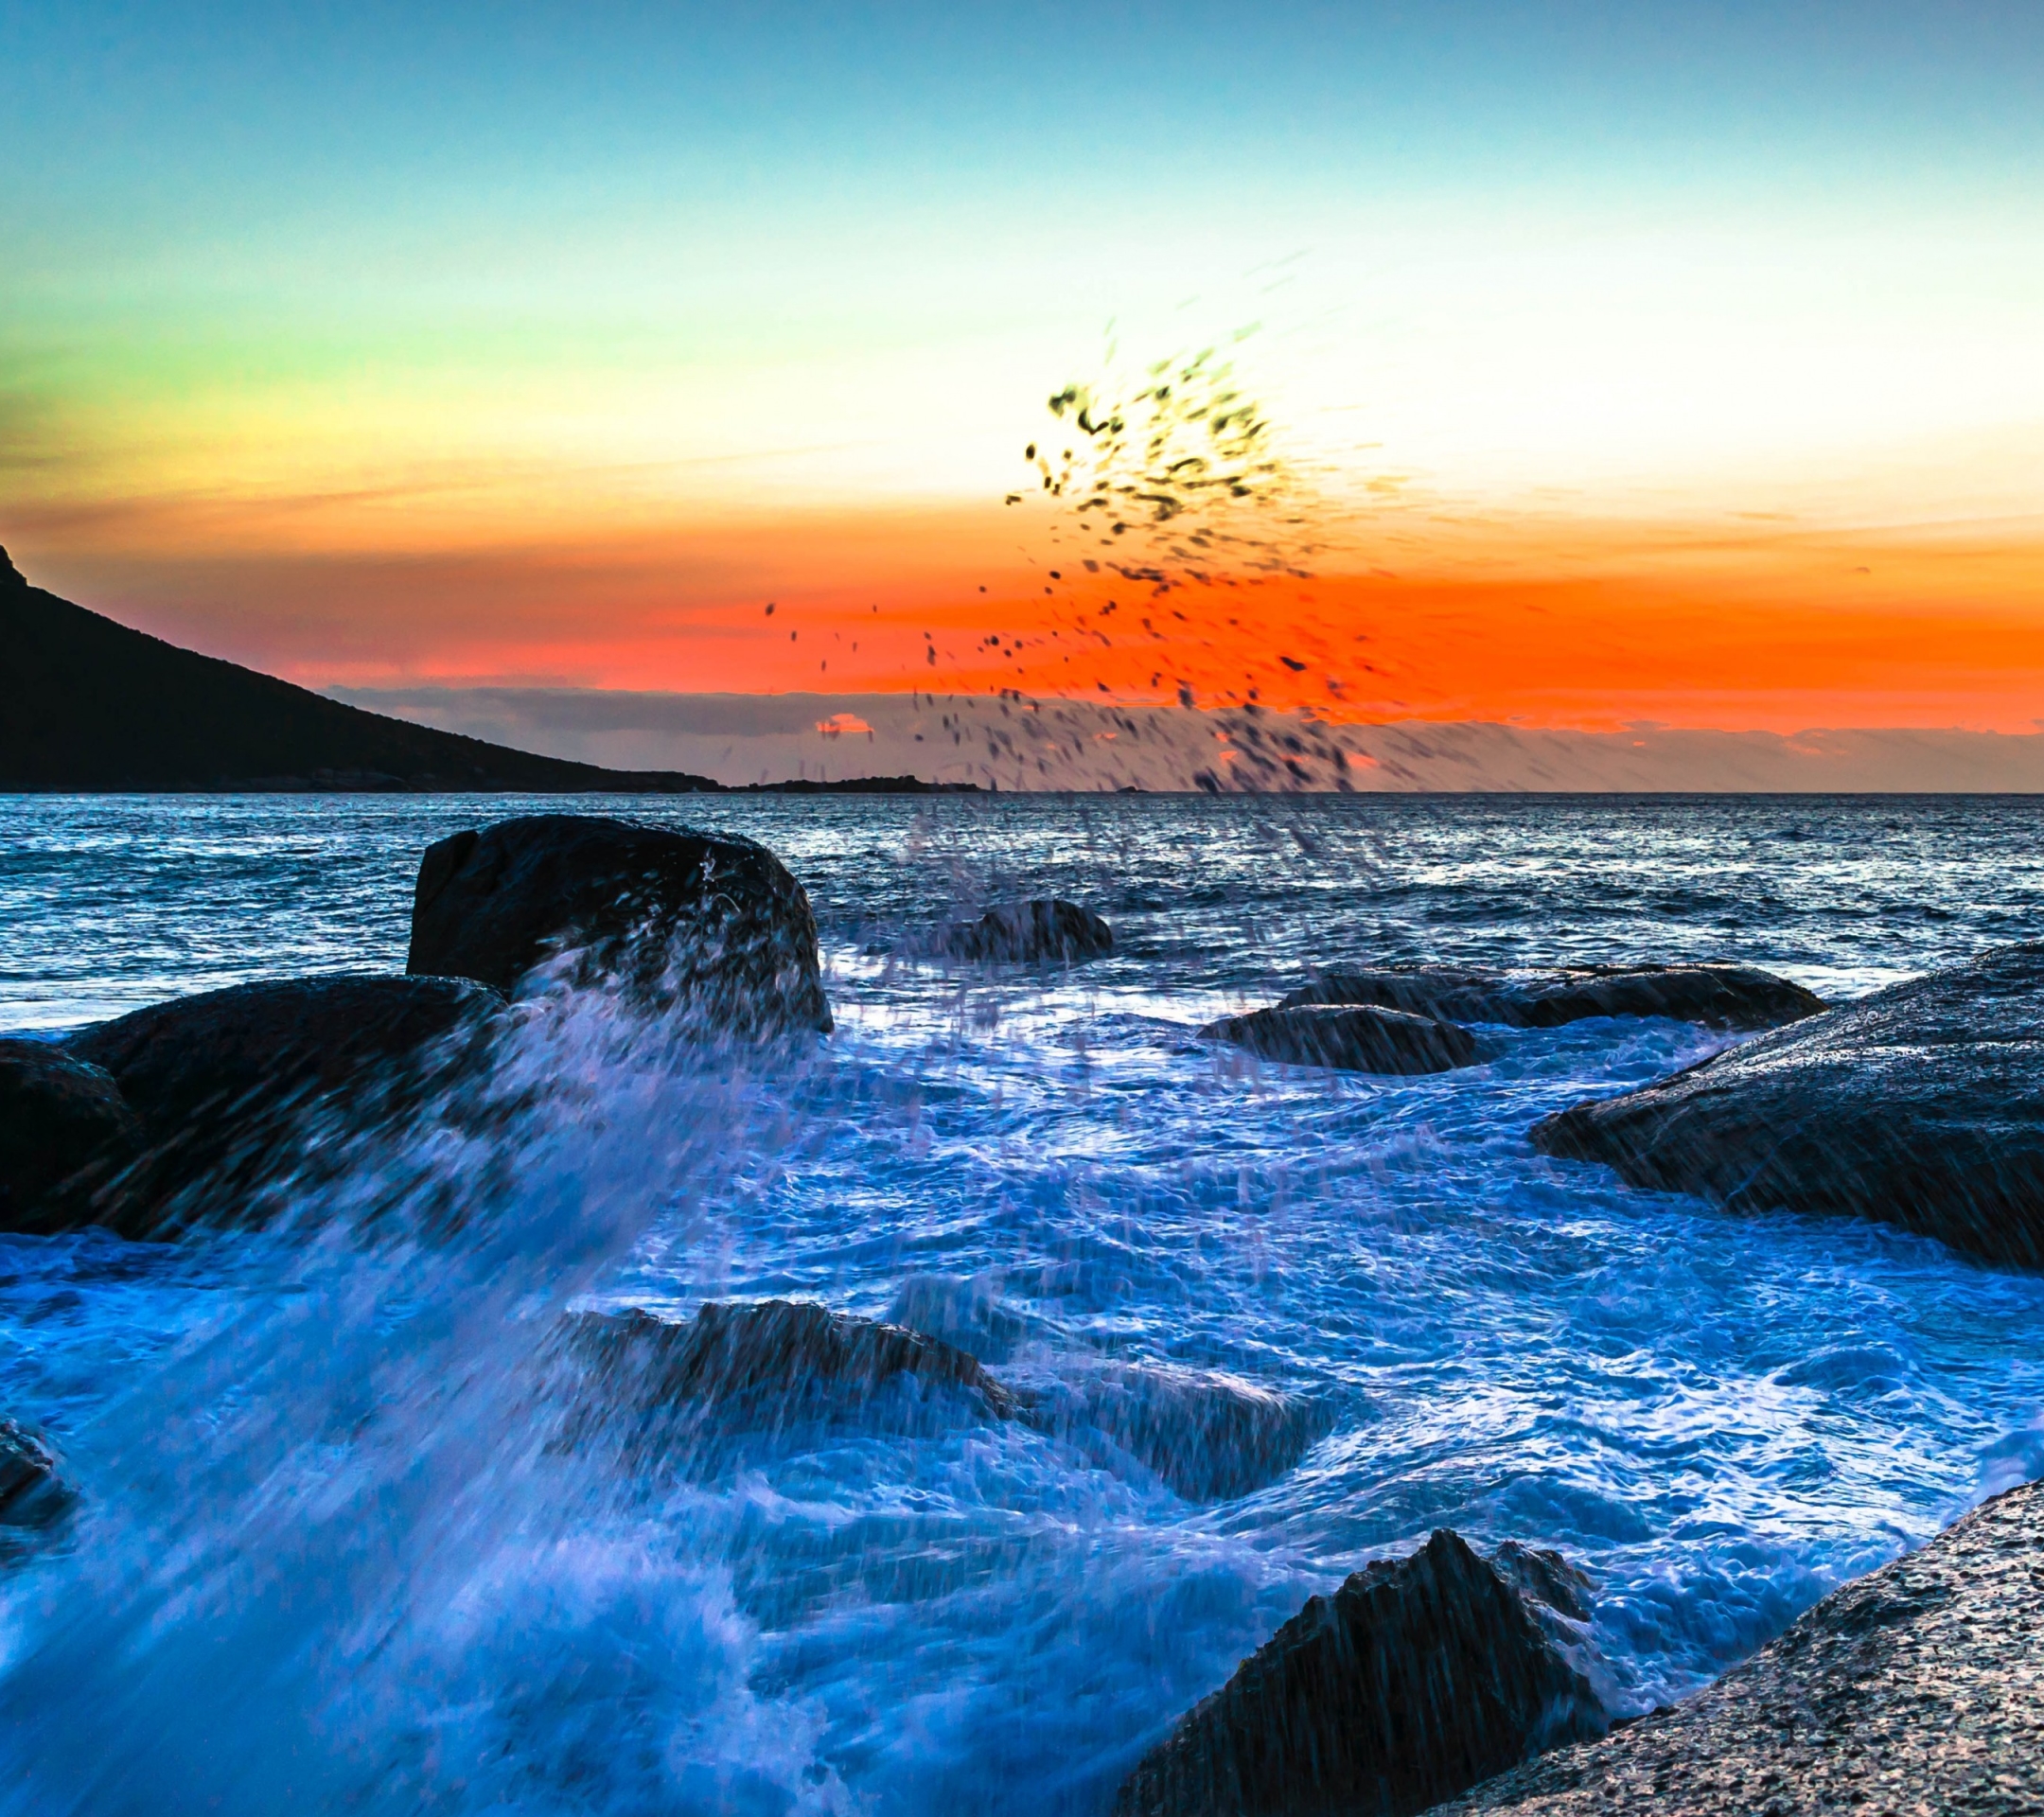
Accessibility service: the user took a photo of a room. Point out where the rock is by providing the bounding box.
[1202,1004,1481,1075]
[1113,1530,1606,1817]
[61,974,500,1235]
[1430,1478,2044,1816]
[0,1419,77,1527]
[1012,1360,1327,1502]
[406,815,832,1032]
[1281,963,1824,1032]
[0,1039,140,1231]
[937,899,1114,963]
[567,1299,1019,1430]
[1529,943,2044,1267]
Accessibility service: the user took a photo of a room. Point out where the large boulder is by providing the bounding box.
[1281,963,1823,1032]
[406,815,832,1031]
[1011,1360,1328,1502]
[1431,1478,2044,1816]
[936,899,1114,963]
[0,1039,140,1231]
[1202,1004,1481,1075]
[59,974,500,1236]
[1113,1530,1607,1817]
[1530,944,2044,1267]
[0,1419,77,1528]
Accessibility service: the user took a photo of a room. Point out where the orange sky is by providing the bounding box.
[25,500,2044,734]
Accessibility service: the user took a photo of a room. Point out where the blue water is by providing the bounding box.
[4,792,2044,1814]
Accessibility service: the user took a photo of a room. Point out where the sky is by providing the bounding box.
[4,0,2042,732]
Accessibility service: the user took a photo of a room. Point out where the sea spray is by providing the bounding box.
[0,980,850,1814]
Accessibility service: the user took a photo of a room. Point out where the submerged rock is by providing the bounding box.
[0,1039,140,1231]
[937,899,1114,963]
[1202,1004,1480,1075]
[568,1299,1018,1430]
[1113,1529,1606,1817]
[0,1419,77,1528]
[407,815,832,1031]
[1012,1360,1327,1502]
[1432,1478,2044,1815]
[1281,962,1823,1032]
[1530,943,2044,1268]
[60,974,500,1236]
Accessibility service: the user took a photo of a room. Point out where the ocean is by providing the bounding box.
[4,791,2043,1815]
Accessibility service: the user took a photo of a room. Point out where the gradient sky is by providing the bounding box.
[5,1,2042,729]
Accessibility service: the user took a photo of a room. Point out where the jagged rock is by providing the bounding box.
[0,1420,77,1527]
[1431,1479,2044,1815]
[1012,1360,1328,1502]
[0,1039,140,1231]
[937,899,1114,963]
[407,815,832,1031]
[1202,1004,1481,1075]
[1530,943,2044,1267]
[568,1299,1018,1430]
[1114,1530,1606,1817]
[60,974,500,1236]
[1281,963,1823,1032]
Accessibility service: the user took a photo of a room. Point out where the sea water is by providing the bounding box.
[3,792,2044,1814]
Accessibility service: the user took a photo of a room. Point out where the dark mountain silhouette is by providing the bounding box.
[0,549,972,793]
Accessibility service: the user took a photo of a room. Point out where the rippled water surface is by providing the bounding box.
[5,792,2044,1815]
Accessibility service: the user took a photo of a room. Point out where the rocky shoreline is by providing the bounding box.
[3,811,2041,1808]
[1428,1477,2044,1815]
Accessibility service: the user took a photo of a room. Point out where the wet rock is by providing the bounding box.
[1529,943,2044,1268]
[937,899,1114,963]
[1281,963,1823,1032]
[568,1299,1019,1431]
[1012,1360,1328,1502]
[0,1419,77,1527]
[1431,1478,2044,1816]
[407,815,832,1032]
[1202,1004,1481,1075]
[1114,1529,1606,1817]
[62,974,501,1236]
[0,1039,140,1232]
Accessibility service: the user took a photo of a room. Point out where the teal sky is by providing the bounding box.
[2,1,2040,721]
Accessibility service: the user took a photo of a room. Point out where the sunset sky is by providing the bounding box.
[5,1,2042,732]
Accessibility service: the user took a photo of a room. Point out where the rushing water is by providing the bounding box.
[5,792,2044,1814]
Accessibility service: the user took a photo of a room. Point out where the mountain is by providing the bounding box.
[0,548,731,792]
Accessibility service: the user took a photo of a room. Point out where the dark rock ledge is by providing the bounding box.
[1427,1476,2044,1816]
[933,898,1115,964]
[1532,942,2044,1268]
[567,1299,1324,1501]
[1114,1530,1607,1817]
[1283,963,1824,1032]
[1202,1004,1482,1075]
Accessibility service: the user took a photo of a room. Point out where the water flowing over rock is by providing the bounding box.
[0,1039,140,1232]
[61,974,500,1236]
[568,1300,1019,1433]
[0,1419,76,1528]
[1530,943,2044,1267]
[406,815,832,1031]
[1202,1004,1482,1074]
[1010,1359,1328,1502]
[1431,1478,2044,1815]
[936,899,1115,963]
[1281,963,1823,1032]
[1113,1529,1607,1817]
